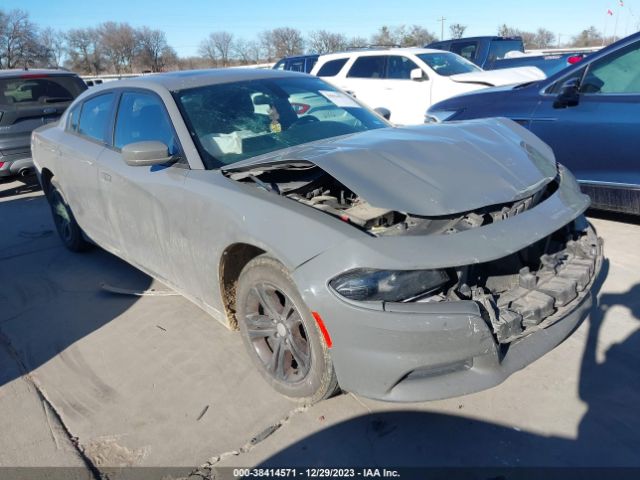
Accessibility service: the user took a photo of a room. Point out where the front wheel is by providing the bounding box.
[47,181,91,252]
[236,255,338,403]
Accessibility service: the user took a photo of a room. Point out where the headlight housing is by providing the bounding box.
[424,109,459,124]
[329,269,449,302]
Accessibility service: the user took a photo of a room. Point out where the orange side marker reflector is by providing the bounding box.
[311,311,333,348]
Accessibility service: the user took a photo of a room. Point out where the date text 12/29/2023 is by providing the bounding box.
[232,469,400,478]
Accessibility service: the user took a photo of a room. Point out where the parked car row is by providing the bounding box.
[273,32,639,215]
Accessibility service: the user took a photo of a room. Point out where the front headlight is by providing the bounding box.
[424,109,459,124]
[329,269,449,302]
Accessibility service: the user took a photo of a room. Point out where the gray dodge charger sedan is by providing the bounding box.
[31,69,603,403]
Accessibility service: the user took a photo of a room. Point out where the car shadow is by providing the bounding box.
[0,175,41,199]
[0,188,153,389]
[252,261,640,468]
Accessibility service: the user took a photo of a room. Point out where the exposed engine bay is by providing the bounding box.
[425,218,601,343]
[225,161,558,237]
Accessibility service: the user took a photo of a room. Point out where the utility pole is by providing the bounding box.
[438,16,446,40]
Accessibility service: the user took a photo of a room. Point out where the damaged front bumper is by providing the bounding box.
[292,169,604,402]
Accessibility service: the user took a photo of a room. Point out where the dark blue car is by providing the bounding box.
[427,32,640,215]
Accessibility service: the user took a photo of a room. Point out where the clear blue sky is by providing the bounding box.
[7,0,640,56]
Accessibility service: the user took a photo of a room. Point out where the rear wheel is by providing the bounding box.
[47,182,91,252]
[236,255,338,403]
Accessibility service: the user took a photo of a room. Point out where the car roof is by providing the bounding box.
[0,69,78,78]
[83,68,308,93]
[317,47,444,61]
[430,36,523,44]
[277,54,319,61]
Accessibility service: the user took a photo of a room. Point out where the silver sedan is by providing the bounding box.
[32,69,603,403]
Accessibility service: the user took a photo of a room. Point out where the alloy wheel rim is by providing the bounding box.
[244,282,311,384]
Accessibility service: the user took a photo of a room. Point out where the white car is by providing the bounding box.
[310,48,545,125]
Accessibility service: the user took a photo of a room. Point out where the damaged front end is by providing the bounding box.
[226,159,601,346]
[224,160,558,237]
[448,218,601,343]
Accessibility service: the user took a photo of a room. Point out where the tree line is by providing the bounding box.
[0,8,617,75]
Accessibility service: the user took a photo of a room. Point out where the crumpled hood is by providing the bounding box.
[226,117,558,216]
[450,66,546,86]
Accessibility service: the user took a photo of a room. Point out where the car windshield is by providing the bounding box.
[173,76,388,169]
[416,52,482,76]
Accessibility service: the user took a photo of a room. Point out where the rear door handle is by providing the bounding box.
[100,172,112,182]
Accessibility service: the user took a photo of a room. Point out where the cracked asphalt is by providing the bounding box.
[1,176,639,478]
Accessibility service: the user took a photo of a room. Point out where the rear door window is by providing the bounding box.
[316,58,348,77]
[0,75,85,106]
[347,56,387,78]
[450,41,479,62]
[386,55,420,79]
[114,91,179,154]
[77,93,115,143]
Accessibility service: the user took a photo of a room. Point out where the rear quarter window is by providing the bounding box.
[316,58,348,77]
[347,56,387,78]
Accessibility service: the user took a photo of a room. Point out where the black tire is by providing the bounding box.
[47,182,91,252]
[236,255,338,403]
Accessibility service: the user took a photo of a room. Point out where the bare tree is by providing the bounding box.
[258,30,276,61]
[40,27,66,67]
[0,9,42,68]
[346,36,367,49]
[401,25,436,46]
[200,31,234,66]
[307,30,347,54]
[371,26,395,46]
[497,24,520,37]
[137,27,172,72]
[449,23,467,39]
[98,22,138,73]
[532,28,555,48]
[570,26,603,47]
[234,39,263,64]
[66,28,104,74]
[269,27,304,58]
[371,25,436,47]
[198,35,218,66]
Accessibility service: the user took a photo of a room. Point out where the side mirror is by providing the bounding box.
[553,78,580,109]
[374,107,391,120]
[410,68,427,81]
[122,141,174,167]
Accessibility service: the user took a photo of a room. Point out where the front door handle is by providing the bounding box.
[100,172,112,182]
